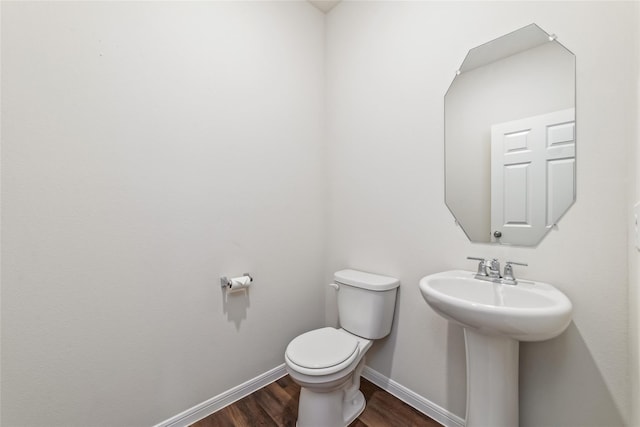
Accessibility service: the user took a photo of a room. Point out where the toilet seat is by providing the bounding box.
[286,327,360,376]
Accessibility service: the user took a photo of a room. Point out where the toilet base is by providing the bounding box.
[343,389,366,424]
[297,387,365,427]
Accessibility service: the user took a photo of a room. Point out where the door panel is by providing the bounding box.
[491,109,575,244]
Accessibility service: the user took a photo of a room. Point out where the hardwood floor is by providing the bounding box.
[191,375,442,427]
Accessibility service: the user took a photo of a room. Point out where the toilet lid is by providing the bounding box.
[286,327,359,370]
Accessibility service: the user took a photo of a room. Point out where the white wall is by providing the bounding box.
[326,1,637,425]
[630,3,640,425]
[1,2,326,426]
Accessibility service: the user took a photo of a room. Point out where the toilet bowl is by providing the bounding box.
[284,270,399,427]
[285,327,372,426]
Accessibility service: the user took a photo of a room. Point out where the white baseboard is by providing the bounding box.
[362,366,465,427]
[153,364,287,427]
[154,363,464,427]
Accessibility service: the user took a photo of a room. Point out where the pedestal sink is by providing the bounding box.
[419,270,572,427]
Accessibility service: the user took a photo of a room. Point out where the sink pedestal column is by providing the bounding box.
[464,328,519,427]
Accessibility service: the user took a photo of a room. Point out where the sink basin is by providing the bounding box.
[419,270,572,341]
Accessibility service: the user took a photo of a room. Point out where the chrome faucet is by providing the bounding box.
[467,257,527,285]
[486,258,501,279]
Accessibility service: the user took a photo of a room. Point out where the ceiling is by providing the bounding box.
[308,0,341,13]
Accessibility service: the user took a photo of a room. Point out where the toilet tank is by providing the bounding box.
[335,269,400,339]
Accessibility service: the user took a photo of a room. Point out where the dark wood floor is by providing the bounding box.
[191,375,442,427]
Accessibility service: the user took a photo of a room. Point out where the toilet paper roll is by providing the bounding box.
[227,275,251,293]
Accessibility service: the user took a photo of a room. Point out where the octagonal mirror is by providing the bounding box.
[445,23,575,246]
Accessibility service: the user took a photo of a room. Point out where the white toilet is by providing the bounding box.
[284,269,400,427]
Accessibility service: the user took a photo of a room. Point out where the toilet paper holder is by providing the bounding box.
[220,273,253,289]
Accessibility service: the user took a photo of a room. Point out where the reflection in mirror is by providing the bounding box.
[445,24,575,246]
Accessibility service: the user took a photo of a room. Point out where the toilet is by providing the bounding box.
[284,269,400,427]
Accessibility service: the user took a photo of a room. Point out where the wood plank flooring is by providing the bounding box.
[191,375,442,427]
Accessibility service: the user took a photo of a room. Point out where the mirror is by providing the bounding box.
[445,24,576,246]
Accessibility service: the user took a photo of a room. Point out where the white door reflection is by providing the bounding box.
[490,109,575,245]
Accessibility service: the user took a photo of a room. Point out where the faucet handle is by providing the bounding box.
[467,257,487,276]
[506,261,528,267]
[503,261,528,281]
